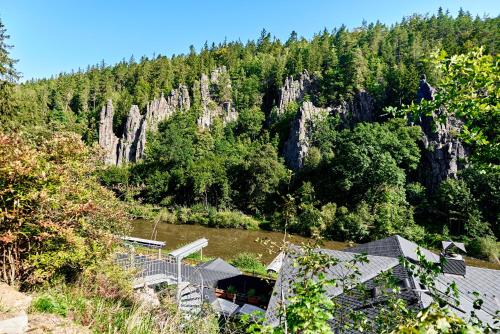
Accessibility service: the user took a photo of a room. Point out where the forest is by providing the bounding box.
[2,8,499,262]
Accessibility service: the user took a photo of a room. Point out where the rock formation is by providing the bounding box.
[278,73,375,170]
[145,85,190,132]
[416,78,468,191]
[99,67,239,165]
[283,101,330,170]
[98,100,120,165]
[277,70,314,114]
[99,85,192,165]
[333,91,375,124]
[197,66,238,129]
[118,105,145,164]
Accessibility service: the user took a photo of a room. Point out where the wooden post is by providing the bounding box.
[158,248,161,260]
[200,248,203,261]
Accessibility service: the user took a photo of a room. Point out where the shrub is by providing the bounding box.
[230,252,267,275]
[210,211,260,230]
[0,132,129,286]
[468,236,500,263]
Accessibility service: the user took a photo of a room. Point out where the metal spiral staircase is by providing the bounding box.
[178,281,203,317]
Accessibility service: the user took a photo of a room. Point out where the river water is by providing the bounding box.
[132,220,499,269]
[132,220,349,263]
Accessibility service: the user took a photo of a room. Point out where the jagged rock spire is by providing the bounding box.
[416,78,468,191]
[99,67,238,165]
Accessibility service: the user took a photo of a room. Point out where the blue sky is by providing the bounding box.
[2,0,499,81]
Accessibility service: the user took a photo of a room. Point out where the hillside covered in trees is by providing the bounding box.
[5,9,499,261]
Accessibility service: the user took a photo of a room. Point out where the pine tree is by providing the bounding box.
[0,18,19,124]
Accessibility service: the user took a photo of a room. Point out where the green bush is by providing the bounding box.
[468,236,499,263]
[0,133,129,286]
[210,211,260,230]
[230,252,267,275]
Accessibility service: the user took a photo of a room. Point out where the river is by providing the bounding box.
[132,220,499,269]
[132,220,349,263]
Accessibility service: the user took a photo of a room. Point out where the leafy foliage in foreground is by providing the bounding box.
[0,132,129,286]
[30,263,219,334]
[241,243,494,334]
[402,47,499,165]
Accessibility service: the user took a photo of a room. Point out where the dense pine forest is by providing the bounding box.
[3,9,499,262]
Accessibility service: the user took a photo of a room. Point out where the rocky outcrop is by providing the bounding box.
[0,283,31,334]
[99,67,239,165]
[145,85,190,132]
[98,100,120,165]
[416,79,468,191]
[277,70,314,114]
[283,101,330,170]
[118,105,145,164]
[277,68,377,170]
[99,85,191,165]
[197,66,238,129]
[278,72,374,170]
[332,91,375,124]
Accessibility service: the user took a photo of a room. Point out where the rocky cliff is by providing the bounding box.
[283,101,330,170]
[278,72,375,170]
[197,66,238,129]
[416,79,468,191]
[98,100,120,165]
[333,91,375,124]
[99,67,238,165]
[277,70,314,115]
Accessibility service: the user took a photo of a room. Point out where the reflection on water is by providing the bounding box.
[132,220,349,263]
[132,220,500,269]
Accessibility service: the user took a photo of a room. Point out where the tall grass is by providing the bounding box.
[30,263,219,334]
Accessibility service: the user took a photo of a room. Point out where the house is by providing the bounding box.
[265,235,500,332]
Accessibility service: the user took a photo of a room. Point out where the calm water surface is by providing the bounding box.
[132,220,349,263]
[132,220,499,269]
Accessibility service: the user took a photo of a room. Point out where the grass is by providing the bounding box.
[29,263,219,334]
[32,294,68,317]
[230,252,269,277]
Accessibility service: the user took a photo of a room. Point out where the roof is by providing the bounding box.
[266,246,401,326]
[198,258,242,275]
[237,304,266,317]
[210,298,239,316]
[433,266,500,324]
[442,241,467,253]
[344,235,499,327]
[265,237,500,331]
[266,252,284,273]
[116,254,241,287]
[120,236,166,248]
[344,235,440,263]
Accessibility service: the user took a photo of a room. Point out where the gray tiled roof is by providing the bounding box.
[197,258,242,275]
[265,236,500,332]
[434,266,500,324]
[265,246,401,326]
[344,235,440,263]
[344,235,499,327]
